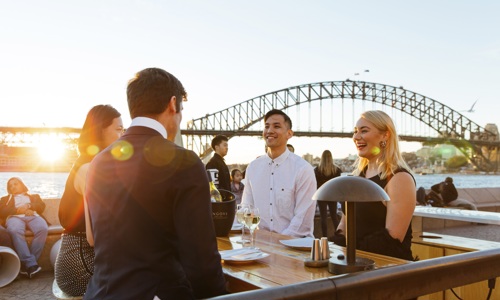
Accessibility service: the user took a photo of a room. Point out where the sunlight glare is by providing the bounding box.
[37,138,65,162]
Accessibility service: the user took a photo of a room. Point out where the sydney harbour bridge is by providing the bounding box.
[1,81,499,171]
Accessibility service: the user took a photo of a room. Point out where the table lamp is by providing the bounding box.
[312,176,390,274]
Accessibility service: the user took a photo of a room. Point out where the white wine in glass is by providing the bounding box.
[235,204,250,244]
[244,207,260,249]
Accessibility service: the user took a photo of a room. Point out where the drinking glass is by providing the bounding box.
[235,204,251,244]
[244,207,261,249]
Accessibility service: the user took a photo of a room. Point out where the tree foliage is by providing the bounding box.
[445,155,468,169]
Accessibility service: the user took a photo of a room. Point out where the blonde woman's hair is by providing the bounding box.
[318,150,335,176]
[352,110,411,180]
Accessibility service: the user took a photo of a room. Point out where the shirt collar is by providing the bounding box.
[267,149,290,166]
[130,117,167,139]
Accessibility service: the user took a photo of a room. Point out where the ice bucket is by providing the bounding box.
[211,189,236,237]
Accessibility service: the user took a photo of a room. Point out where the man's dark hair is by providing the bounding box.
[211,135,228,150]
[127,68,187,119]
[264,109,292,129]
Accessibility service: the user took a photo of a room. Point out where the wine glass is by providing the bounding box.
[235,204,251,244]
[243,207,260,249]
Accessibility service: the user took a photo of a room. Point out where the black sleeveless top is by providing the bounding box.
[346,168,415,261]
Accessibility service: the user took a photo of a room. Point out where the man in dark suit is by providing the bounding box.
[84,68,227,300]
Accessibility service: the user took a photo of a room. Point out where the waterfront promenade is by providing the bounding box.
[1,223,499,300]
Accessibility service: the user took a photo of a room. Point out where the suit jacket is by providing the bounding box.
[84,126,226,300]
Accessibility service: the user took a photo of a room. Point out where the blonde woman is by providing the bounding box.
[314,150,342,237]
[335,110,416,260]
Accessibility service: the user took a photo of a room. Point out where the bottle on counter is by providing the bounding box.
[207,171,222,202]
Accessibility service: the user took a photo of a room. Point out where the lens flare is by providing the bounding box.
[371,147,381,156]
[86,145,100,156]
[111,141,133,161]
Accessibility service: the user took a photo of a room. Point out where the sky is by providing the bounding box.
[1,1,499,164]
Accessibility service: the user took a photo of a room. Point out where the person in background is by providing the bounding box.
[286,143,295,153]
[230,169,245,204]
[242,109,317,238]
[314,150,342,237]
[425,184,445,207]
[206,134,231,191]
[433,177,477,210]
[84,68,226,299]
[55,104,123,296]
[0,224,13,248]
[335,110,416,261]
[0,177,48,278]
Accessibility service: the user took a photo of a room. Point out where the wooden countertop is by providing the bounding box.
[217,230,410,292]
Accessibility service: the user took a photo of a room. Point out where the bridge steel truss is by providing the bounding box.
[184,81,499,172]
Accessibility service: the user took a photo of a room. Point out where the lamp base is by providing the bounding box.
[328,256,375,274]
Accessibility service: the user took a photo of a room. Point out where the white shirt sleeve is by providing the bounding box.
[281,164,317,237]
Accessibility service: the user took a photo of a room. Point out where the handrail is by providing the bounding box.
[206,248,500,300]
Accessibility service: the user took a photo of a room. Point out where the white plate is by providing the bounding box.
[279,237,315,250]
[220,248,269,263]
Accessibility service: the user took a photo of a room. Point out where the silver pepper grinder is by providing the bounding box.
[311,239,321,261]
[320,237,330,260]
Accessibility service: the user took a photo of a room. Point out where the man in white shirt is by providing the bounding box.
[242,109,317,238]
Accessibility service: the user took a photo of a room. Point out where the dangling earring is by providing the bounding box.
[379,140,387,148]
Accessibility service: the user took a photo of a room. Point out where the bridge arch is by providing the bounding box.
[183,81,498,171]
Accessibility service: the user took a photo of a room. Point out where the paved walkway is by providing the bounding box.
[1,270,55,300]
[1,224,498,299]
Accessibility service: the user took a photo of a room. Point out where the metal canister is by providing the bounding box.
[320,237,330,260]
[311,239,321,261]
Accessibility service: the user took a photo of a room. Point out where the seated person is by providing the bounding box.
[0,177,48,278]
[439,177,477,210]
[426,184,445,207]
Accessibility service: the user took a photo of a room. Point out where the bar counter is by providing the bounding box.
[217,230,410,293]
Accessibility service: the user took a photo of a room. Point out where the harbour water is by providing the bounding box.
[0,172,499,198]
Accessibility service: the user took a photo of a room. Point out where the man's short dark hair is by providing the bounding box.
[264,109,292,129]
[211,135,228,150]
[127,68,187,119]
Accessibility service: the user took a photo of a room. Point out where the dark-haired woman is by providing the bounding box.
[55,104,123,296]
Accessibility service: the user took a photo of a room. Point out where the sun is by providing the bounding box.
[37,139,66,162]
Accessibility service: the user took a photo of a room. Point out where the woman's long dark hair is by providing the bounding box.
[77,104,121,164]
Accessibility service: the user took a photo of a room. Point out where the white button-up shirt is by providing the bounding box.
[242,150,317,237]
